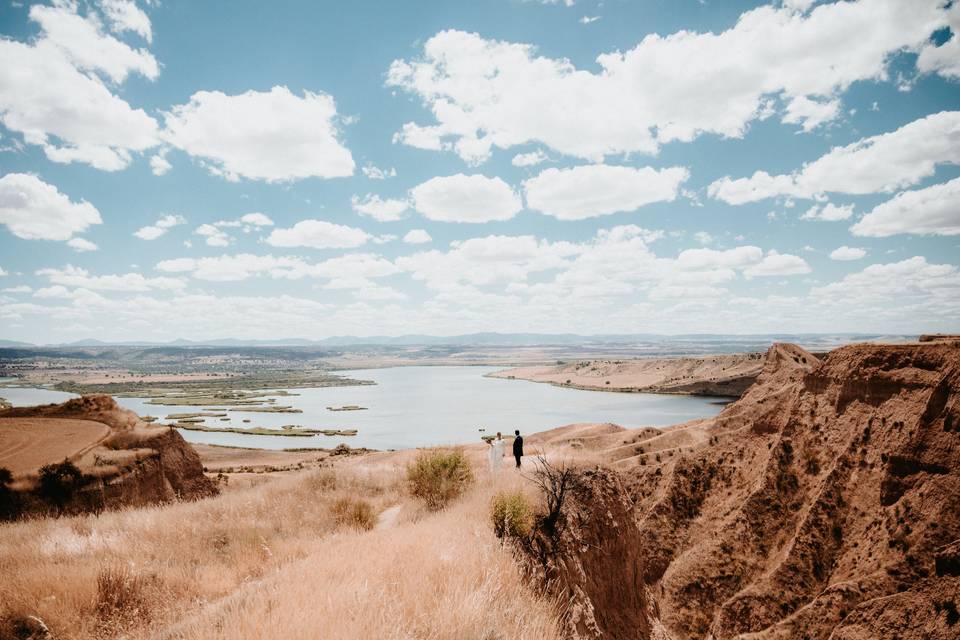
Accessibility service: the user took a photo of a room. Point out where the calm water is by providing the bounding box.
[1,367,728,450]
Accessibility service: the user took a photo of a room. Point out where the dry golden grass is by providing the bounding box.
[0,447,560,640]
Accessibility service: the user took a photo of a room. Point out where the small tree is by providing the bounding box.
[38,460,87,514]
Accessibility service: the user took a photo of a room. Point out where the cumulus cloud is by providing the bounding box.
[742,251,812,278]
[37,265,184,291]
[0,173,102,242]
[149,151,171,176]
[403,229,432,244]
[134,214,187,240]
[410,174,522,223]
[99,0,153,43]
[155,252,398,283]
[196,224,231,247]
[811,256,960,303]
[67,238,99,252]
[709,111,960,204]
[162,86,355,182]
[265,220,372,249]
[800,202,854,222]
[351,194,410,222]
[0,3,159,170]
[523,165,688,220]
[830,246,867,261]
[386,3,955,163]
[512,150,548,167]
[851,177,960,237]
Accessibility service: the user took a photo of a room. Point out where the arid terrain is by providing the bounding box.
[1,340,958,639]
[490,352,766,396]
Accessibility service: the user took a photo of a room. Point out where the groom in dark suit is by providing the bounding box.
[512,429,524,468]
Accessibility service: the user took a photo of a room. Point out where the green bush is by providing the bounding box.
[406,448,473,510]
[329,497,376,531]
[38,460,87,513]
[490,490,534,540]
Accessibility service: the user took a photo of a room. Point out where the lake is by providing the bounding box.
[1,366,729,450]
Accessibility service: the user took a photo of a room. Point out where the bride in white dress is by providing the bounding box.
[487,432,506,472]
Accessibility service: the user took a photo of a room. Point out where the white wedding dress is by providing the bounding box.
[488,438,506,472]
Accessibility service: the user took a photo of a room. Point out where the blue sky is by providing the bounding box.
[0,0,958,343]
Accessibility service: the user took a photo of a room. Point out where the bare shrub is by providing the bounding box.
[490,490,534,540]
[406,448,473,510]
[329,497,375,531]
[529,455,584,538]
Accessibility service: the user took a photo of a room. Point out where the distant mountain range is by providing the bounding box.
[0,333,917,349]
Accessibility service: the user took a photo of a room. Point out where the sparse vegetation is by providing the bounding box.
[406,448,473,510]
[330,497,376,530]
[490,490,534,539]
[37,460,87,513]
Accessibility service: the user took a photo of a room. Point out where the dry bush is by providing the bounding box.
[94,564,151,621]
[406,448,473,510]
[490,490,534,540]
[329,497,375,531]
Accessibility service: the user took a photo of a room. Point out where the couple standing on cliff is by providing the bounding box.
[486,430,523,472]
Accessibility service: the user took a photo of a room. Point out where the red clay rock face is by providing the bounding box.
[537,343,960,640]
[640,342,960,640]
[517,467,651,640]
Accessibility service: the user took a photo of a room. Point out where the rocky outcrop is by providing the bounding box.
[0,395,217,518]
[527,342,960,639]
[516,467,651,640]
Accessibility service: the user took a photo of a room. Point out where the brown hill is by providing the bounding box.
[490,353,765,397]
[518,342,960,639]
[0,395,216,518]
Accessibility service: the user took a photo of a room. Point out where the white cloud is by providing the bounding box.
[134,214,186,240]
[0,266,7,276]
[403,229,432,244]
[67,238,98,252]
[916,3,960,78]
[580,16,601,25]
[0,4,159,170]
[709,111,960,203]
[851,177,960,237]
[196,223,231,247]
[265,220,371,249]
[0,173,102,242]
[800,202,854,221]
[29,3,158,83]
[99,0,152,43]
[162,86,355,182]
[386,3,954,163]
[511,150,548,167]
[37,265,184,291]
[524,165,688,220]
[830,246,867,261]
[239,212,274,227]
[155,252,398,283]
[149,151,171,176]
[397,234,581,291]
[361,164,397,180]
[2,286,31,294]
[811,256,960,303]
[676,246,763,270]
[781,96,841,132]
[410,174,522,223]
[351,194,410,222]
[693,231,713,245]
[742,250,811,278]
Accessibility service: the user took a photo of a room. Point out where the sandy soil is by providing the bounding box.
[490,353,763,395]
[0,417,111,476]
[193,443,329,472]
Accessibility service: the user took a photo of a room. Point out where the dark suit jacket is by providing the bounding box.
[512,435,523,457]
